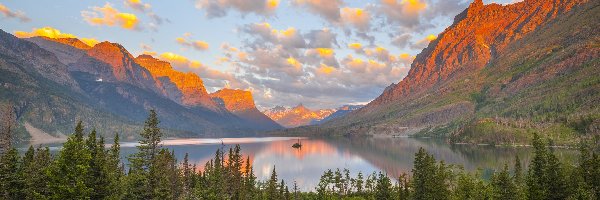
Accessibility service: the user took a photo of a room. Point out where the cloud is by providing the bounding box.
[124,0,150,12]
[175,34,210,51]
[242,23,306,49]
[0,3,30,22]
[159,52,243,88]
[292,0,343,22]
[14,26,100,47]
[195,0,279,18]
[340,7,371,31]
[123,0,165,30]
[391,33,412,48]
[82,3,141,30]
[411,34,437,49]
[304,29,338,48]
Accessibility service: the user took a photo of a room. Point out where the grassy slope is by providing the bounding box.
[279,1,599,146]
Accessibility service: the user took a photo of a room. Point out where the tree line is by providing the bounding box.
[0,110,599,199]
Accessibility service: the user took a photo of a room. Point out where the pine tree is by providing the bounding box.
[527,133,548,200]
[243,155,257,199]
[87,129,110,199]
[412,147,438,200]
[0,147,24,199]
[127,110,163,199]
[105,133,124,200]
[266,166,280,200]
[491,164,518,200]
[47,121,92,199]
[374,172,392,200]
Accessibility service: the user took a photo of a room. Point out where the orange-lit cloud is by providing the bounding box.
[0,3,30,22]
[160,52,204,68]
[340,7,370,31]
[175,34,210,51]
[317,64,336,75]
[124,0,151,12]
[315,48,334,58]
[82,3,141,30]
[286,57,302,70]
[412,34,437,49]
[14,27,100,47]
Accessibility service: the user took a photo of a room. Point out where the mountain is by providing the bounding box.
[264,104,335,128]
[310,105,363,125]
[1,30,273,141]
[135,54,220,111]
[284,0,600,145]
[209,89,282,130]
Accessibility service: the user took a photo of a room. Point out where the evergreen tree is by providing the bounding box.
[491,164,518,200]
[412,147,438,200]
[106,133,124,200]
[0,148,24,199]
[22,146,52,199]
[266,166,280,200]
[87,130,110,199]
[126,110,163,199]
[47,121,92,199]
[374,172,392,200]
[243,156,257,199]
[527,133,548,200]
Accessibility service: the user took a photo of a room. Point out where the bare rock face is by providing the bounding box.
[264,104,335,128]
[210,89,282,130]
[209,89,255,112]
[25,37,89,65]
[371,0,588,106]
[135,55,220,110]
[0,30,79,90]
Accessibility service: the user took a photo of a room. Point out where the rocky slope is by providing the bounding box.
[210,89,281,130]
[285,0,600,145]
[264,104,335,128]
[135,54,220,111]
[310,105,363,125]
[1,30,275,140]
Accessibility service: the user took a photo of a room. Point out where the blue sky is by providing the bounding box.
[0,0,518,109]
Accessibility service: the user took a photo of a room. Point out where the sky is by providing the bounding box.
[1,0,519,110]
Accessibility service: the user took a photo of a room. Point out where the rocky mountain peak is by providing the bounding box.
[134,54,218,110]
[209,89,256,112]
[370,0,589,106]
[36,36,91,50]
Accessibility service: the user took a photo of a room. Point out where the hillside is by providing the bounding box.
[281,0,600,145]
[0,30,273,141]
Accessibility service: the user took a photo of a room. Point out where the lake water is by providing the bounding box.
[21,136,578,191]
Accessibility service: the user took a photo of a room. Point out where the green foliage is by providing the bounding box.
[2,111,599,200]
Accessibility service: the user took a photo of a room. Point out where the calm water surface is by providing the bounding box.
[22,136,577,191]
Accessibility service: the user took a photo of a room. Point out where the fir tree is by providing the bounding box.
[374,172,392,200]
[266,166,280,200]
[47,121,92,199]
[491,164,518,200]
[0,148,24,199]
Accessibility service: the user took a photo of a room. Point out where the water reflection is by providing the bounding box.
[20,136,577,191]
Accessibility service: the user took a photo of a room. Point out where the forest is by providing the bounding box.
[0,110,599,200]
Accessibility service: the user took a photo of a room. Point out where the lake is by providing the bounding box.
[20,136,578,191]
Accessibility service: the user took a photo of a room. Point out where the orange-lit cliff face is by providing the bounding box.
[210,89,283,130]
[76,41,159,93]
[264,104,335,128]
[209,89,255,112]
[134,54,219,110]
[39,37,92,50]
[371,0,589,105]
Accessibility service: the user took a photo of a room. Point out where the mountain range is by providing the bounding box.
[263,104,335,128]
[0,31,281,140]
[281,0,600,145]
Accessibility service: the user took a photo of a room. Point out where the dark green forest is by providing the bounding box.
[0,110,599,200]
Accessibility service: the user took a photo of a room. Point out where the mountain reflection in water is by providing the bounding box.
[27,136,577,191]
